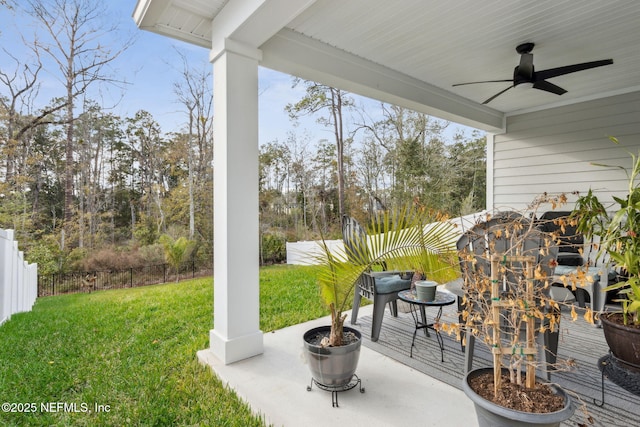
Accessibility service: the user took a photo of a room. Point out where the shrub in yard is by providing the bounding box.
[138,243,166,265]
[261,232,286,264]
[24,236,63,275]
[159,234,196,281]
[67,246,89,271]
[81,246,146,271]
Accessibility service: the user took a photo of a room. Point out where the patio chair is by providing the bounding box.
[538,211,611,314]
[342,215,412,342]
[455,212,560,380]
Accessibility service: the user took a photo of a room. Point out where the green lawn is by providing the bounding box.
[0,264,327,426]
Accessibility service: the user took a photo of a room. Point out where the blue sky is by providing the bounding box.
[0,1,479,145]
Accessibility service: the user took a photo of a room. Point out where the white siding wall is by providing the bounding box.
[491,91,640,211]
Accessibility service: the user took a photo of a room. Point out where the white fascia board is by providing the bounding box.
[260,29,505,133]
[133,0,212,48]
[132,0,168,26]
[210,0,317,61]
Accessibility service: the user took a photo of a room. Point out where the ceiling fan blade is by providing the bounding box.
[535,59,613,81]
[483,86,513,104]
[532,80,567,95]
[453,79,512,87]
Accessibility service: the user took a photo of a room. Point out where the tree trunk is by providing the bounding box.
[63,84,74,249]
[329,303,347,347]
[188,109,195,239]
[330,89,346,219]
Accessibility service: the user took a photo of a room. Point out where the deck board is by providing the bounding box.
[358,304,640,427]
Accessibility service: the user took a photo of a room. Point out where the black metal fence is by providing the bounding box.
[38,261,213,297]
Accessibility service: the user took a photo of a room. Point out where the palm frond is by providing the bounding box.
[312,204,461,314]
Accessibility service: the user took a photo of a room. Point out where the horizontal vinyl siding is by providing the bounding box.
[492,91,640,211]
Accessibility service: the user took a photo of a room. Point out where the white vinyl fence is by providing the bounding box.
[286,239,345,265]
[0,229,38,326]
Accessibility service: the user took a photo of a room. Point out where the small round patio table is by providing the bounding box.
[398,289,456,362]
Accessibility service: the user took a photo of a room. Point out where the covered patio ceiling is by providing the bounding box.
[134,0,640,133]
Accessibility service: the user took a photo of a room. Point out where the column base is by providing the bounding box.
[209,328,264,364]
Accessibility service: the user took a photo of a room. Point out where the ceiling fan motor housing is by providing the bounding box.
[514,65,534,86]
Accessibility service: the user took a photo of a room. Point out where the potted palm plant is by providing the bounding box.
[304,203,459,391]
[570,136,640,371]
[441,196,592,427]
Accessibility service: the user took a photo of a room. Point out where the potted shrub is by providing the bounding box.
[571,136,640,371]
[441,196,592,427]
[304,203,459,390]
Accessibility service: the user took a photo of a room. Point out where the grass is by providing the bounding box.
[0,264,328,426]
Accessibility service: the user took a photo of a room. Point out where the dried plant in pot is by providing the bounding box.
[304,203,459,390]
[441,195,594,427]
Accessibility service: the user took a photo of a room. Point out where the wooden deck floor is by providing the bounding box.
[357,303,640,427]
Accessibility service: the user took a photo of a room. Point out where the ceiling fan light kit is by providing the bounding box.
[453,43,613,104]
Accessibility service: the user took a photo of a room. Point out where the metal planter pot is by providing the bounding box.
[303,326,362,387]
[463,368,574,427]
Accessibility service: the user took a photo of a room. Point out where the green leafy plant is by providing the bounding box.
[314,203,460,347]
[571,137,640,325]
[159,234,196,282]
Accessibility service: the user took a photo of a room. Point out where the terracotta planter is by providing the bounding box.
[601,312,640,373]
[463,368,574,427]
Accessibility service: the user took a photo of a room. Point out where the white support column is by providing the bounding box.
[486,133,495,210]
[209,39,264,364]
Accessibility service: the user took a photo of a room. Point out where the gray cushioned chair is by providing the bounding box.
[341,215,412,342]
[351,270,412,342]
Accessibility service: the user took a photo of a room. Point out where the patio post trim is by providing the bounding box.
[209,39,264,364]
[486,132,496,211]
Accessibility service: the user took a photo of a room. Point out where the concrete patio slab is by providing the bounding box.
[198,305,478,427]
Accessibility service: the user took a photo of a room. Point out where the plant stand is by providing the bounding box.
[595,352,640,406]
[306,374,365,407]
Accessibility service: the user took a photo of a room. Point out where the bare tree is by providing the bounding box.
[27,0,132,249]
[172,51,213,239]
[0,50,42,186]
[286,80,354,219]
[124,110,167,242]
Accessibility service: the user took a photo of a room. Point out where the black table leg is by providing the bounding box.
[407,304,446,361]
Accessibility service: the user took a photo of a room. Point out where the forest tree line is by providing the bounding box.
[0,0,486,275]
